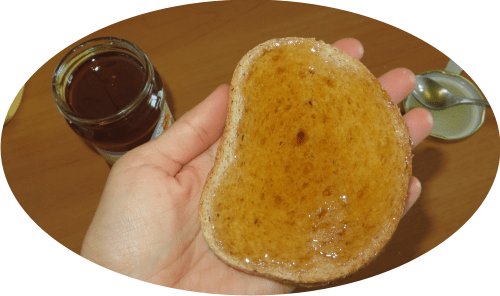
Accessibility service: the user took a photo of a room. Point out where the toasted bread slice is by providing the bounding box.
[199,37,412,286]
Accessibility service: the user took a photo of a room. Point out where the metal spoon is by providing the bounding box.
[413,76,489,110]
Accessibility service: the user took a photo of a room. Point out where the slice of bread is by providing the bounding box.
[199,37,412,286]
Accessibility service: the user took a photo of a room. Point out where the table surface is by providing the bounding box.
[2,1,498,292]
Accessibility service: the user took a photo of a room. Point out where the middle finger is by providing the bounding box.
[378,68,416,105]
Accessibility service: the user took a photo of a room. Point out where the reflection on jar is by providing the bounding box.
[52,37,174,166]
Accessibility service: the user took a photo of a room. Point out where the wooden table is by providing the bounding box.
[2,1,498,292]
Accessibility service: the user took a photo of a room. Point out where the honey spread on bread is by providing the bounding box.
[199,38,412,286]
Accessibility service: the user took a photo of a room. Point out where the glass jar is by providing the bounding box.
[52,37,174,166]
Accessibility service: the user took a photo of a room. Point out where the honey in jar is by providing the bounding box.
[52,37,174,166]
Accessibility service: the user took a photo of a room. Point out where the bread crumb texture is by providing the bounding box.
[200,38,411,285]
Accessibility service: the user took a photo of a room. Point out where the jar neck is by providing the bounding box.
[52,37,156,127]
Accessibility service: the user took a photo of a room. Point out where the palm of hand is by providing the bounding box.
[81,39,433,294]
[81,146,291,294]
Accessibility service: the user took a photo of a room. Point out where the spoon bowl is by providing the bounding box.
[413,76,489,110]
[404,69,487,141]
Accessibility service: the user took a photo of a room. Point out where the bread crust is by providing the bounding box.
[199,37,412,286]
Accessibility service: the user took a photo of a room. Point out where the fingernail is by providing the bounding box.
[416,178,422,191]
[409,71,416,84]
[427,111,434,126]
[357,43,364,57]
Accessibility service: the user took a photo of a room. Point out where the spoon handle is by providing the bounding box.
[455,97,490,107]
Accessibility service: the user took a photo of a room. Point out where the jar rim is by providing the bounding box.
[52,37,154,126]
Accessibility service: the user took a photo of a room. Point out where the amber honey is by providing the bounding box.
[209,40,408,275]
[66,52,146,119]
[53,37,173,165]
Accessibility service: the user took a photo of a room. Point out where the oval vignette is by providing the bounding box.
[1,1,498,295]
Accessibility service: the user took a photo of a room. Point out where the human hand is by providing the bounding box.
[80,38,433,294]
